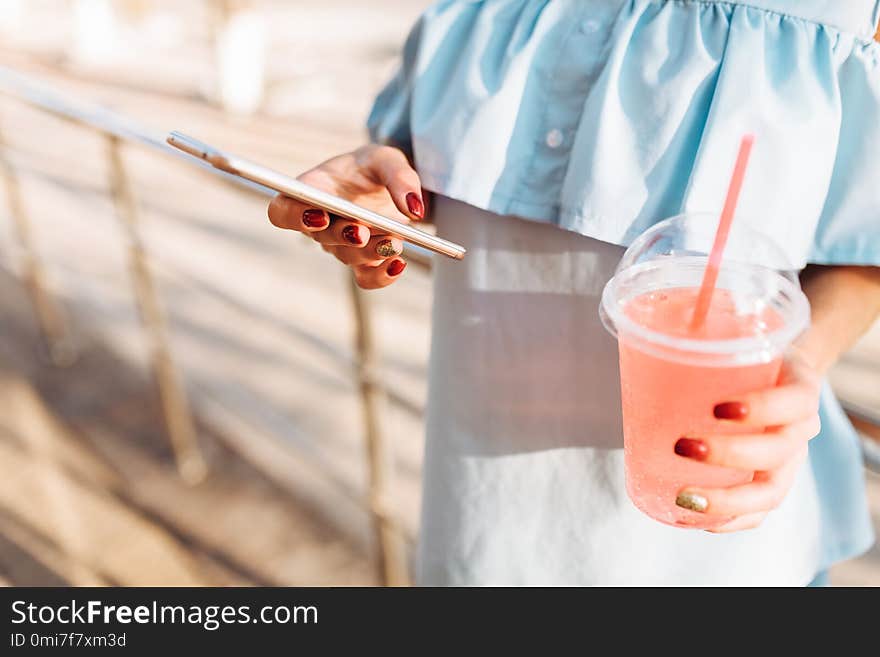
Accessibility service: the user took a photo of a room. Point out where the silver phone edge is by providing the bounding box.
[166,132,466,260]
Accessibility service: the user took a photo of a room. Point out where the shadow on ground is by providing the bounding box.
[0,269,376,586]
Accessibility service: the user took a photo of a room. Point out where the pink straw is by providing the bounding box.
[689,134,756,331]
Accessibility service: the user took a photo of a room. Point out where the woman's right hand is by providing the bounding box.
[267,144,425,289]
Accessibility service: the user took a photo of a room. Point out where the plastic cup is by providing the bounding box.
[600,213,810,529]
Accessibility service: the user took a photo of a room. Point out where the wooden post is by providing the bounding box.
[0,123,77,366]
[106,135,207,485]
[348,275,409,586]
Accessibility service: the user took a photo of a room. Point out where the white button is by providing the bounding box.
[545,128,563,149]
[580,19,600,34]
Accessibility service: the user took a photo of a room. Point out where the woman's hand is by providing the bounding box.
[267,144,425,289]
[673,350,823,532]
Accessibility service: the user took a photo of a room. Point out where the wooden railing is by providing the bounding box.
[0,65,414,585]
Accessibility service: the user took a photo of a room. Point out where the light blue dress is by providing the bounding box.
[369,0,879,582]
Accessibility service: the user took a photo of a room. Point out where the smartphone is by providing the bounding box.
[166,131,466,260]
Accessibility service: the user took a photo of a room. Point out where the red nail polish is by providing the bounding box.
[342,225,362,244]
[674,438,709,461]
[302,209,327,228]
[387,259,407,277]
[714,401,749,420]
[406,192,424,219]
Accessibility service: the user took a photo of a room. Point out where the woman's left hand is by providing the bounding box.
[673,350,823,532]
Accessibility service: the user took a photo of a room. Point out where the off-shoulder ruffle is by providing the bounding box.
[368,0,880,268]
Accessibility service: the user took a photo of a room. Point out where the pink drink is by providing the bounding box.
[601,214,810,529]
[619,287,784,528]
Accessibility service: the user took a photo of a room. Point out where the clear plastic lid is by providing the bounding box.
[600,213,811,366]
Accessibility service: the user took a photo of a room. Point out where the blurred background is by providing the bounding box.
[0,0,877,587]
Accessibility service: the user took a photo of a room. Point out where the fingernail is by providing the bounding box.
[676,491,708,513]
[387,259,406,277]
[714,401,749,420]
[406,192,424,219]
[302,209,328,228]
[376,239,402,258]
[342,225,363,245]
[674,438,709,461]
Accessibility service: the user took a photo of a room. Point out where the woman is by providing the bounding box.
[268,0,880,585]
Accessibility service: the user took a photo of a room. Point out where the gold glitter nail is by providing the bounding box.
[376,239,401,258]
[675,491,708,513]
